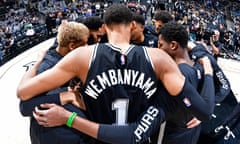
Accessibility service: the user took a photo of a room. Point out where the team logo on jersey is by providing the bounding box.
[183,97,191,107]
[134,106,159,142]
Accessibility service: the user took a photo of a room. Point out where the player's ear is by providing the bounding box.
[101,24,107,33]
[130,21,137,32]
[170,41,178,51]
[140,24,144,31]
[69,42,75,51]
[102,23,111,32]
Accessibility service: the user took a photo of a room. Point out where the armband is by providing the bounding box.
[66,112,77,127]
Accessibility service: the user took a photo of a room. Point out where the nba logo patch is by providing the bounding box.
[197,69,201,79]
[183,97,191,107]
[120,54,126,65]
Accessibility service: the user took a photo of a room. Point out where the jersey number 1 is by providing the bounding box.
[112,99,129,125]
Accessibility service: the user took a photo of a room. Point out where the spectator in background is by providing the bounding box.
[25,24,35,37]
[201,29,223,61]
[0,46,2,66]
[56,11,63,27]
[233,27,240,54]
[218,23,226,44]
[45,12,56,37]
[69,9,79,21]
[210,29,223,60]
[4,33,15,55]
[85,8,93,17]
[223,31,233,51]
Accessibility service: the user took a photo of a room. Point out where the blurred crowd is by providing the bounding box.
[148,0,240,59]
[0,0,239,66]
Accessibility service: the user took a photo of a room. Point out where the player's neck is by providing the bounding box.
[133,34,145,44]
[107,25,131,42]
[56,46,69,57]
[108,31,131,53]
[175,50,194,66]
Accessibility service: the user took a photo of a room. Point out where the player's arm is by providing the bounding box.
[151,49,215,121]
[33,103,165,144]
[206,53,231,102]
[17,59,75,100]
[19,90,82,116]
[17,47,90,101]
[188,43,231,102]
[210,36,220,55]
[19,93,60,116]
[98,105,165,144]
[197,56,215,110]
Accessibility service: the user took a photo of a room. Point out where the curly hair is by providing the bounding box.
[159,22,189,48]
[83,16,104,31]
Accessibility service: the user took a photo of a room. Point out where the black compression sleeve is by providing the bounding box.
[98,124,135,144]
[200,74,215,116]
[98,106,165,144]
[175,74,215,121]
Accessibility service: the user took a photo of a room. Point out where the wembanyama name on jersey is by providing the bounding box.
[84,68,157,100]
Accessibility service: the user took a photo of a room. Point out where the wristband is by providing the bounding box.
[66,112,77,127]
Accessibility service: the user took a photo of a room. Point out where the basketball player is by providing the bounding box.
[157,22,212,144]
[130,13,158,47]
[19,21,90,144]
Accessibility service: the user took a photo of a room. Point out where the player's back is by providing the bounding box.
[81,43,159,125]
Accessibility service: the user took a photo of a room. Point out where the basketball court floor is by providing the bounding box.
[0,38,239,144]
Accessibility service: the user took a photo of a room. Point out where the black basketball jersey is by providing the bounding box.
[80,43,159,125]
[160,63,205,144]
